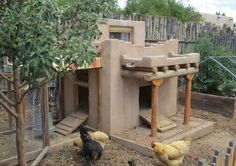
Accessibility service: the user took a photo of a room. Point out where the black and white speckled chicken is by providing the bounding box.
[80,126,103,161]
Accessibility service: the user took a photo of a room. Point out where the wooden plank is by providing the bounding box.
[212,150,224,166]
[30,146,49,166]
[178,91,235,118]
[140,111,177,132]
[55,128,68,135]
[55,111,88,135]
[56,124,73,131]
[0,149,42,166]
[70,112,88,120]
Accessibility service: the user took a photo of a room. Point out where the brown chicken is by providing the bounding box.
[151,138,192,166]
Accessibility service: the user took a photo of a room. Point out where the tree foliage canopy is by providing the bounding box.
[0,0,116,88]
[123,0,202,22]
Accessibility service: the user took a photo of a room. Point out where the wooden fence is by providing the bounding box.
[198,140,236,166]
[178,91,236,119]
[105,14,236,53]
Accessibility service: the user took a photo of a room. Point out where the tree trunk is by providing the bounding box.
[13,64,26,166]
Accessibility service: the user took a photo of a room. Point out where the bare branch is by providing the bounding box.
[0,98,17,118]
[19,81,29,91]
[0,73,13,83]
[18,77,54,104]
[0,91,15,106]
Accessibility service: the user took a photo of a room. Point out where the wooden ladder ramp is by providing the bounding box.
[55,112,88,135]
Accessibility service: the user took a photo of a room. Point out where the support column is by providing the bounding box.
[98,68,102,130]
[183,74,195,125]
[42,84,50,147]
[151,79,164,138]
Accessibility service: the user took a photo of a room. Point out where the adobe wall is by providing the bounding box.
[64,19,181,134]
[89,39,179,134]
[98,19,145,45]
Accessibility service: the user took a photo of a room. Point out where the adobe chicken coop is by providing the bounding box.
[57,19,214,150]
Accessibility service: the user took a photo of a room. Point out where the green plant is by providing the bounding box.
[0,0,116,165]
[193,35,236,97]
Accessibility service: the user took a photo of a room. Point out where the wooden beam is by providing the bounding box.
[183,74,195,125]
[151,79,164,138]
[0,149,42,166]
[0,98,17,118]
[98,68,102,130]
[121,67,198,81]
[42,84,50,147]
[60,76,65,118]
[30,146,49,166]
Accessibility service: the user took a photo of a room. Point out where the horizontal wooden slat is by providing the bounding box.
[56,124,73,131]
[55,128,68,135]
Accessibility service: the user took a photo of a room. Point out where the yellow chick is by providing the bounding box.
[73,137,83,148]
[151,138,191,166]
[73,131,109,148]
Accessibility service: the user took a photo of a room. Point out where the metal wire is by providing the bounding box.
[228,58,236,65]
[209,57,236,79]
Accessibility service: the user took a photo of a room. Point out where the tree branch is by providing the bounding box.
[18,77,54,104]
[0,73,13,83]
[0,98,17,118]
[0,91,15,106]
[19,81,29,91]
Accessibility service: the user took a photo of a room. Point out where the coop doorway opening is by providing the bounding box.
[139,85,151,112]
[75,70,89,114]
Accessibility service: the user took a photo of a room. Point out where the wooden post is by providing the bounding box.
[7,80,13,131]
[98,68,102,130]
[42,84,50,147]
[151,79,164,138]
[60,76,65,119]
[73,84,79,112]
[183,74,195,125]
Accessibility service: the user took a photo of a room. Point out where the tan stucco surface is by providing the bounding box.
[63,19,200,135]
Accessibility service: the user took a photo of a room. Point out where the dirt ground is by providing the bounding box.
[38,108,236,166]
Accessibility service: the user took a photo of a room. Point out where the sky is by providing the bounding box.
[117,0,236,22]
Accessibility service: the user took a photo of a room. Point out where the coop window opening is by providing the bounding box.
[109,26,133,42]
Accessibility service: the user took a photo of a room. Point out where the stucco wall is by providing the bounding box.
[98,19,145,45]
[96,39,179,134]
[201,13,234,29]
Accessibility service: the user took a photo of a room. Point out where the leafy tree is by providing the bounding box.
[193,35,236,97]
[0,0,116,165]
[123,0,202,22]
